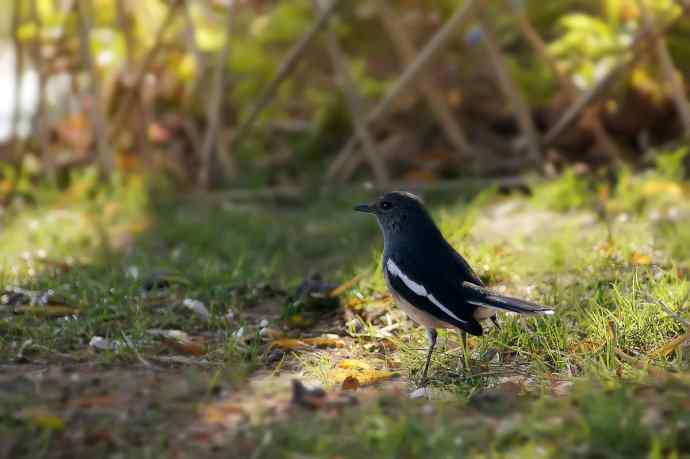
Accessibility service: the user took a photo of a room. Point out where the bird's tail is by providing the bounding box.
[462,281,554,315]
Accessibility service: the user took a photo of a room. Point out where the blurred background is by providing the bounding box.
[0,0,688,195]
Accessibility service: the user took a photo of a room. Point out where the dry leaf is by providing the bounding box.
[161,336,207,356]
[202,402,247,425]
[328,273,365,297]
[13,305,80,317]
[17,407,65,431]
[337,359,372,370]
[325,368,396,386]
[270,336,345,350]
[650,332,690,358]
[302,337,345,348]
[341,376,360,391]
[630,252,652,266]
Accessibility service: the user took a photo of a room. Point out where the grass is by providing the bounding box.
[1,154,690,457]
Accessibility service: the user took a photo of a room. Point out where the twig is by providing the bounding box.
[377,0,471,155]
[327,0,482,181]
[198,1,234,189]
[479,18,541,164]
[108,1,181,144]
[322,2,388,185]
[231,0,340,149]
[638,0,690,139]
[76,0,112,176]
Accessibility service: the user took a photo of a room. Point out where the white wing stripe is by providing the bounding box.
[386,258,467,324]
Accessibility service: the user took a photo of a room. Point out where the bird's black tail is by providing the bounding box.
[462,281,554,315]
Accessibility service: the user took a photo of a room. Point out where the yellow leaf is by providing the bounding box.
[202,402,246,425]
[302,337,345,348]
[270,336,345,350]
[270,338,307,350]
[640,180,684,198]
[337,359,372,370]
[18,407,65,431]
[651,332,690,358]
[325,368,397,386]
[630,252,652,266]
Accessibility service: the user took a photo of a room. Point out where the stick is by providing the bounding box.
[198,1,234,189]
[480,18,540,164]
[322,3,389,185]
[327,0,482,180]
[231,0,340,149]
[76,0,112,176]
[377,0,471,155]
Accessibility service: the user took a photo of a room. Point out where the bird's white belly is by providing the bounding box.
[390,292,455,329]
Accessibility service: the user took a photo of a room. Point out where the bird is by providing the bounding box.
[355,191,554,383]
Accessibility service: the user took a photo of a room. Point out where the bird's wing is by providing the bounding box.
[462,281,554,315]
[384,255,483,336]
[447,241,484,286]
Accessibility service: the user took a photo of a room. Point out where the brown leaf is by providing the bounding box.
[341,376,360,391]
[650,332,690,358]
[328,273,365,297]
[161,336,207,356]
[202,402,247,425]
[270,336,345,350]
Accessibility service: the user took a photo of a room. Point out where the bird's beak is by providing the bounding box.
[354,203,374,213]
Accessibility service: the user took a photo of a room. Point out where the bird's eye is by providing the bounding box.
[380,201,392,210]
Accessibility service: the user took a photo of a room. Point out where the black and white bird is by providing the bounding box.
[355,191,554,382]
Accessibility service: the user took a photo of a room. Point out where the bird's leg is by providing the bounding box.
[490,314,501,330]
[420,328,437,385]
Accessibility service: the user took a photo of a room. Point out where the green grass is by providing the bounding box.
[1,160,690,457]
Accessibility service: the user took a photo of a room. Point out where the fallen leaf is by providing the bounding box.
[17,407,65,431]
[641,180,685,198]
[325,368,396,386]
[630,252,652,266]
[72,395,121,409]
[328,273,365,297]
[270,336,345,350]
[341,376,360,391]
[650,332,690,358]
[13,304,80,317]
[302,337,345,348]
[337,359,372,370]
[89,336,123,351]
[161,336,207,356]
[202,402,247,425]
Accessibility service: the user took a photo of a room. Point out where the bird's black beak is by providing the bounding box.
[354,203,375,213]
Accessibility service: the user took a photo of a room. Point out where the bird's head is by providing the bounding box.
[355,191,433,238]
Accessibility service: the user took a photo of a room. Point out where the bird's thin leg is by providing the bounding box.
[420,328,437,384]
[490,314,501,330]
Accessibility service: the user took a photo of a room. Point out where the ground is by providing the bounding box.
[1,160,690,458]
